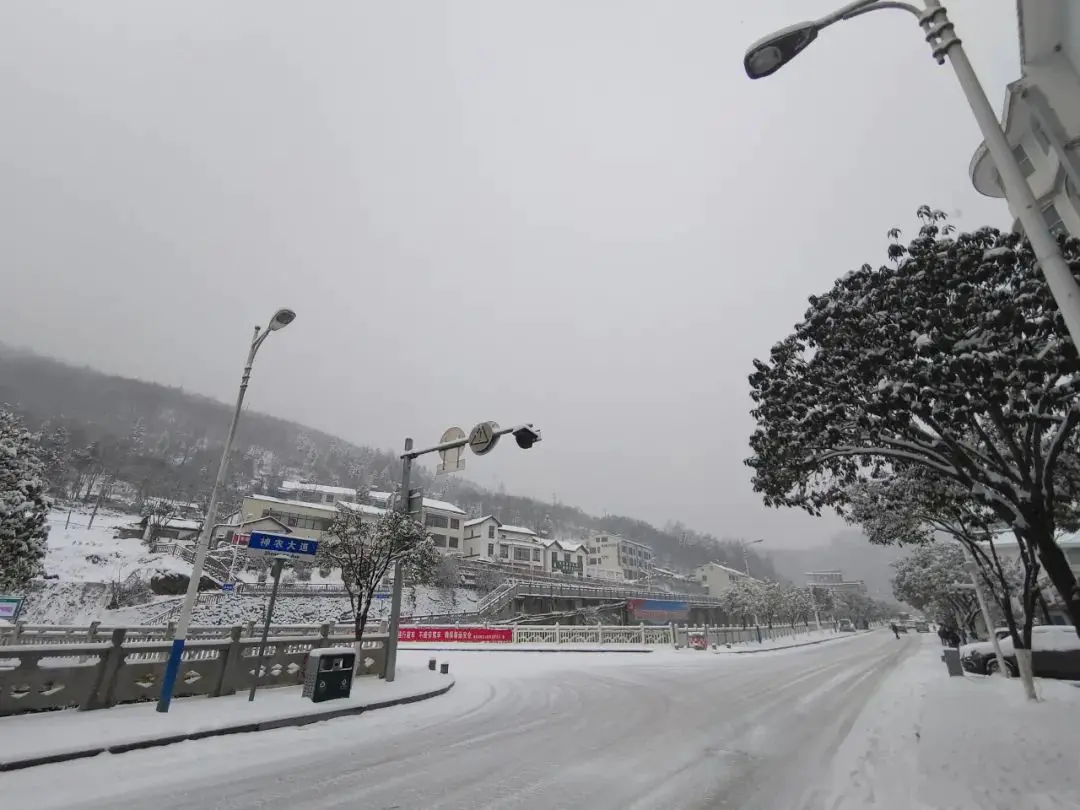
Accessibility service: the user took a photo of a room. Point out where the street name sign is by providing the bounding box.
[246,532,319,558]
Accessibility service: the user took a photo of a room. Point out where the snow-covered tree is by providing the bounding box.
[719,579,765,626]
[0,410,50,591]
[747,207,1080,629]
[891,543,978,631]
[320,508,440,645]
[846,466,1044,659]
[779,585,815,628]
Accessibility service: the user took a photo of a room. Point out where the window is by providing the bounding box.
[1043,203,1067,236]
[488,543,495,557]
[488,525,496,539]
[564,553,571,563]
[1014,144,1034,178]
[513,547,531,562]
[1032,118,1051,153]
[499,544,508,558]
[325,494,335,503]
[450,518,460,530]
[532,549,541,562]
[448,536,459,549]
[425,514,449,529]
[431,533,447,548]
[576,556,583,568]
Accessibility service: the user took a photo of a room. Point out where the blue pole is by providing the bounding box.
[157,639,186,713]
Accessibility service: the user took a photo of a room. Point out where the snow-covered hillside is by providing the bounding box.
[43,508,190,583]
[25,507,480,626]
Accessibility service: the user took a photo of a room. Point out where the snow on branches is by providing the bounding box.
[0,409,50,591]
[320,507,440,643]
[746,207,1080,628]
[891,543,976,627]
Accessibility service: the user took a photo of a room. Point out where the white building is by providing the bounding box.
[279,481,358,506]
[460,515,546,570]
[694,561,751,596]
[238,490,467,555]
[584,531,653,581]
[969,0,1080,237]
[545,539,588,577]
[366,491,467,553]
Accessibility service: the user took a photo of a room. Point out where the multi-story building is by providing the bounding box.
[545,540,587,577]
[460,515,546,571]
[234,494,349,542]
[278,481,357,506]
[969,0,1080,237]
[805,571,867,594]
[584,531,654,581]
[694,561,752,596]
[366,491,467,553]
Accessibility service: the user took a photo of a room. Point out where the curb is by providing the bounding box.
[0,678,455,773]
[718,630,872,655]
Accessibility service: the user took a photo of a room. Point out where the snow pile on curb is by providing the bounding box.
[0,666,453,770]
[817,637,1080,809]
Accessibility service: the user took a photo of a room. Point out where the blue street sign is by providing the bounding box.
[374,592,390,600]
[221,583,235,592]
[247,531,319,558]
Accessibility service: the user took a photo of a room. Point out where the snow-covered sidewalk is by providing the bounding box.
[0,666,453,771]
[817,635,1080,809]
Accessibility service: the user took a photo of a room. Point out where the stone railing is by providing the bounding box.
[513,624,672,645]
[0,625,388,716]
[672,624,830,647]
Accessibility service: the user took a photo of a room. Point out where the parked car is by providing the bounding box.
[838,619,855,632]
[914,621,930,633]
[960,625,1080,679]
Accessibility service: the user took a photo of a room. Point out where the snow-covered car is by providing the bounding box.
[914,621,930,633]
[960,625,1080,679]
[838,619,855,632]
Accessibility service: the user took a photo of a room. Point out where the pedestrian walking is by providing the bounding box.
[890,622,900,639]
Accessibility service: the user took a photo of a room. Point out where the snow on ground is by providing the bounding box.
[19,583,112,625]
[817,635,1080,810]
[0,664,451,767]
[42,508,189,583]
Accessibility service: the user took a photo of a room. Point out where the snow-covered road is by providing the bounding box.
[7,631,913,810]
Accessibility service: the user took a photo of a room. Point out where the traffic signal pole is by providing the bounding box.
[382,423,540,682]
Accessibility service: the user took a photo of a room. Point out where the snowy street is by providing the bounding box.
[6,630,914,810]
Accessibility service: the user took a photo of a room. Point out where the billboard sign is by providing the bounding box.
[627,598,689,625]
[398,626,513,643]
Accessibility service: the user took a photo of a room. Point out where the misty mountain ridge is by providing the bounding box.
[0,344,894,580]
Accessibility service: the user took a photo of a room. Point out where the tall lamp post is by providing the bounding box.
[743,0,1080,349]
[156,308,296,713]
[741,538,764,577]
[384,421,541,682]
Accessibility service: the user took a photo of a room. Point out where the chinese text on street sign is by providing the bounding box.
[246,531,319,558]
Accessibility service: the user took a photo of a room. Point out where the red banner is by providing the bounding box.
[398,626,513,643]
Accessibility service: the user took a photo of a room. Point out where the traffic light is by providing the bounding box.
[513,425,541,449]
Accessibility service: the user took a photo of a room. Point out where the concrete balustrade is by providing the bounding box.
[0,625,388,717]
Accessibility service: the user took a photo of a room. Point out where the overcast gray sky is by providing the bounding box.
[1,1,1020,548]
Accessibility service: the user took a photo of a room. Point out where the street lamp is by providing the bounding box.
[384,422,541,682]
[744,0,1080,349]
[741,538,764,577]
[156,308,296,713]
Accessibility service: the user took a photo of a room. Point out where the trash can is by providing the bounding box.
[941,647,964,677]
[303,647,356,702]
